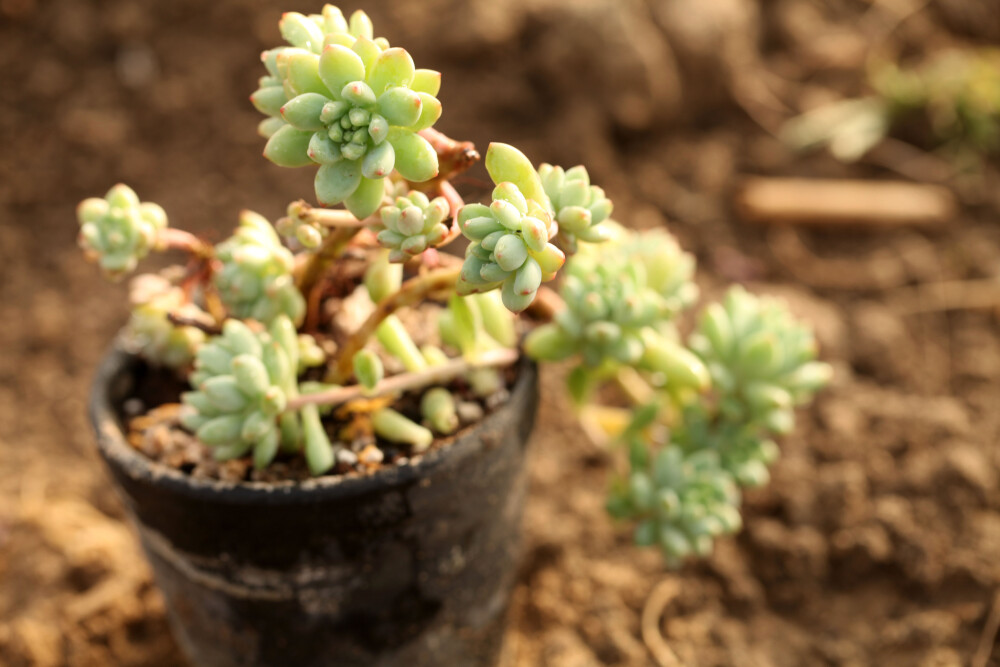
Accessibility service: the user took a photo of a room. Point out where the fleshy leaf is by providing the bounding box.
[280,93,329,131]
[264,125,314,167]
[318,45,366,100]
[361,140,395,179]
[282,52,328,96]
[367,48,415,95]
[315,159,363,205]
[377,88,423,127]
[485,143,549,209]
[345,176,385,219]
[388,129,438,182]
[411,69,441,96]
[411,93,442,131]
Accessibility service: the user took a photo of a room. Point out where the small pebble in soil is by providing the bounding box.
[336,448,359,466]
[484,389,510,411]
[457,401,485,424]
[358,444,385,466]
[122,397,145,418]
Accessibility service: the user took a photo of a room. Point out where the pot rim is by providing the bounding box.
[90,341,536,505]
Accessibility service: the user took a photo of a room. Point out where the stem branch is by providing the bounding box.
[288,200,381,228]
[326,265,463,383]
[291,347,519,411]
[157,228,213,258]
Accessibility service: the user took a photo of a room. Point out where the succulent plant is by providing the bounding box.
[75,6,833,577]
[607,443,742,567]
[688,286,832,435]
[673,407,780,487]
[372,407,433,451]
[352,348,384,391]
[456,183,565,313]
[782,48,1000,163]
[124,273,207,369]
[421,387,458,434]
[181,317,302,468]
[375,190,451,262]
[538,164,613,251]
[524,228,703,379]
[252,6,384,139]
[873,48,1000,155]
[77,184,167,277]
[454,143,572,313]
[275,201,328,249]
[252,7,441,219]
[214,211,306,326]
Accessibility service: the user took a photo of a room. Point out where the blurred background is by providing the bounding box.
[2,0,999,665]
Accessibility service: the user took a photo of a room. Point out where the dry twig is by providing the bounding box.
[973,589,1000,667]
[642,577,686,667]
[737,177,955,228]
[290,347,519,411]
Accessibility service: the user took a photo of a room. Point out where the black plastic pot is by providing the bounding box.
[89,345,539,667]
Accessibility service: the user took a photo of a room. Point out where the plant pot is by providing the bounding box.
[88,344,539,667]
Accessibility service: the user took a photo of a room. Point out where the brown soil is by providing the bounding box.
[2,1,1000,666]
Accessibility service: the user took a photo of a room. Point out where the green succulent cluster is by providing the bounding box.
[252,7,384,140]
[673,409,780,487]
[252,6,441,219]
[376,190,451,262]
[214,211,306,326]
[659,286,832,486]
[538,164,613,251]
[783,49,1000,163]
[689,286,831,435]
[872,48,1000,154]
[275,201,327,249]
[524,228,700,369]
[456,183,565,313]
[125,274,207,369]
[607,443,742,567]
[181,317,303,467]
[76,184,167,276]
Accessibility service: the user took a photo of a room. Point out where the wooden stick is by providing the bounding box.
[737,177,955,227]
[289,347,519,411]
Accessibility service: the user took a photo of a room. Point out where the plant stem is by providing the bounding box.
[290,347,519,411]
[296,226,360,298]
[616,367,657,405]
[418,128,480,183]
[326,264,463,383]
[157,228,213,258]
[288,200,380,228]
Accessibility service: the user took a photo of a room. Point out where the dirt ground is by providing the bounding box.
[2,0,1000,665]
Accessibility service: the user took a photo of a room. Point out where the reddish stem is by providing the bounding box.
[325,265,462,384]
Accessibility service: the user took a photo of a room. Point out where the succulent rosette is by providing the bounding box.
[454,144,565,312]
[76,184,167,276]
[125,273,208,369]
[375,190,451,262]
[688,286,832,434]
[525,229,707,391]
[607,444,743,567]
[275,201,327,249]
[181,317,304,468]
[538,163,614,251]
[213,211,306,326]
[252,6,384,139]
[456,182,565,313]
[251,7,442,219]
